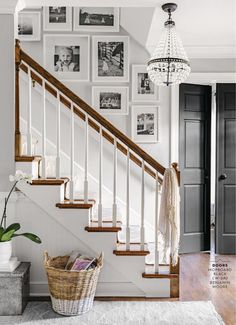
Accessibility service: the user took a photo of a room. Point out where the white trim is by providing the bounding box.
[185,46,236,59]
[147,46,236,59]
[170,72,235,165]
[186,73,236,85]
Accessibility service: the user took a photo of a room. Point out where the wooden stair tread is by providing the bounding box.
[113,244,150,256]
[85,222,122,232]
[142,272,178,279]
[15,155,42,162]
[56,201,93,209]
[142,265,178,278]
[31,178,69,185]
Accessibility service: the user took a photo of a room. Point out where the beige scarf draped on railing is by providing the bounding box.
[159,167,180,266]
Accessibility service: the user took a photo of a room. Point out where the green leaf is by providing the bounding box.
[1,229,15,241]
[12,232,42,244]
[3,223,20,234]
[0,227,4,240]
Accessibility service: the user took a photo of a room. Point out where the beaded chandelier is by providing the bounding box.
[147,3,191,86]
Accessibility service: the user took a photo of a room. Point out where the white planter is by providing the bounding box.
[0,240,12,263]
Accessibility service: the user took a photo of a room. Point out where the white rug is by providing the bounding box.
[0,301,224,325]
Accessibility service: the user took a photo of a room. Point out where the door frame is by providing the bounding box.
[171,72,236,251]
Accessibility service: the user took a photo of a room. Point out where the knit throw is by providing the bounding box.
[159,167,180,266]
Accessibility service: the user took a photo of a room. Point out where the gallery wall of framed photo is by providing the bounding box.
[18,6,163,147]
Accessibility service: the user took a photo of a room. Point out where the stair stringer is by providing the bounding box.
[17,181,170,297]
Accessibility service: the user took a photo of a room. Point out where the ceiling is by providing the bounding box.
[146,0,236,58]
[18,0,236,58]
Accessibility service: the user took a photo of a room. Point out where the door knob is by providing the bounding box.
[219,174,227,180]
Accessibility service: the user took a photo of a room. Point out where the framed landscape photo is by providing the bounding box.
[131,106,159,143]
[43,7,72,31]
[92,36,129,82]
[92,86,129,115]
[132,65,159,102]
[44,35,90,81]
[73,7,119,32]
[18,12,41,41]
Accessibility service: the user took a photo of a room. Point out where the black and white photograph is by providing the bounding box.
[44,35,90,81]
[18,12,41,41]
[49,7,66,23]
[137,73,154,95]
[54,46,80,72]
[132,65,159,102]
[18,16,33,35]
[92,86,129,115]
[92,36,129,82]
[137,113,155,135]
[73,7,119,32]
[43,7,72,31]
[132,106,159,143]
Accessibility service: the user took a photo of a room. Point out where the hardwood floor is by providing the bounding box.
[179,253,236,325]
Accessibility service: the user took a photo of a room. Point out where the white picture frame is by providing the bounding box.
[131,106,159,143]
[132,65,159,102]
[44,34,90,82]
[43,7,72,31]
[18,12,41,41]
[92,36,129,83]
[73,7,119,32]
[92,86,129,115]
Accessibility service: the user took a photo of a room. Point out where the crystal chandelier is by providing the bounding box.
[147,3,191,86]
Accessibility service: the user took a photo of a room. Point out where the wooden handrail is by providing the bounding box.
[18,48,166,179]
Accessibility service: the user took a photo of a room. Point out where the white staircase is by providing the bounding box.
[14,40,180,298]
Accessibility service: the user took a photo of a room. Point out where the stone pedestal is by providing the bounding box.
[0,262,30,315]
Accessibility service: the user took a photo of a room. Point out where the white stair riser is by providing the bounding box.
[16,162,39,179]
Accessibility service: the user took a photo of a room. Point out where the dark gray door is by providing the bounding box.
[179,83,211,253]
[216,83,236,254]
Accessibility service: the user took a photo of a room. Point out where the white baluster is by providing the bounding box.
[70,103,74,201]
[84,114,89,203]
[27,68,32,156]
[112,138,117,227]
[126,148,130,250]
[140,159,145,250]
[154,171,159,273]
[98,127,103,226]
[41,79,46,178]
[56,92,61,178]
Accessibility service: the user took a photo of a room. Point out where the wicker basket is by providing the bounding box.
[44,251,103,316]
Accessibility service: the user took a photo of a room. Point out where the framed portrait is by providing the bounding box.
[18,12,41,41]
[131,106,159,143]
[92,36,129,82]
[43,7,72,31]
[73,7,119,32]
[132,65,159,102]
[92,86,129,115]
[44,35,90,81]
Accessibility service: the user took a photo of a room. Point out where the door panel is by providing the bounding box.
[216,84,236,254]
[179,83,211,253]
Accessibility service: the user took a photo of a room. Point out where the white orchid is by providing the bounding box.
[3,170,33,229]
[9,170,32,183]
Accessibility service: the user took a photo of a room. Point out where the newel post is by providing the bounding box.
[15,39,22,157]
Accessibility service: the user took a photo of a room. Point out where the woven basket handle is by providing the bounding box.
[44,251,50,265]
[97,252,104,268]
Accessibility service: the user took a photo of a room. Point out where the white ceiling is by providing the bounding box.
[146,0,236,58]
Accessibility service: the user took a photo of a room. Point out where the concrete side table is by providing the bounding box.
[0,262,30,315]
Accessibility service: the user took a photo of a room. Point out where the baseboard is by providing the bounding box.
[29,296,179,301]
[30,281,144,297]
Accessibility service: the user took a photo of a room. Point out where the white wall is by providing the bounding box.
[0,14,16,191]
